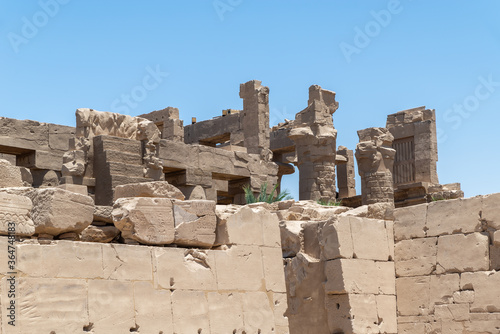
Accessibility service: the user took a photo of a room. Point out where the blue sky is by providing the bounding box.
[1,0,499,200]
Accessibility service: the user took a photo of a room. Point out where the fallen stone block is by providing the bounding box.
[113,181,184,201]
[173,199,216,247]
[27,188,94,236]
[80,225,120,243]
[93,205,113,224]
[112,197,174,245]
[0,192,35,236]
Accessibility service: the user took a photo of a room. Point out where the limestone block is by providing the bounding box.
[88,280,135,333]
[393,203,427,241]
[173,200,216,247]
[220,205,281,247]
[326,294,356,334]
[272,292,290,328]
[494,230,500,246]
[460,271,500,312]
[430,274,459,308]
[215,245,264,291]
[453,290,474,304]
[214,204,239,245]
[93,205,113,224]
[0,193,34,236]
[102,243,152,281]
[376,261,396,295]
[302,221,321,259]
[434,303,470,321]
[491,244,500,270]
[350,217,391,261]
[436,233,489,273]
[261,246,287,293]
[0,159,23,187]
[464,319,500,333]
[27,188,94,236]
[482,192,500,229]
[241,291,276,333]
[395,237,437,277]
[279,220,303,257]
[329,294,380,334]
[133,282,173,333]
[426,197,482,237]
[376,294,397,334]
[17,240,103,279]
[396,276,431,316]
[319,216,354,260]
[172,290,210,334]
[9,277,88,334]
[398,322,427,334]
[113,181,185,201]
[207,292,245,333]
[19,167,32,186]
[112,197,174,245]
[57,183,87,195]
[80,225,120,243]
[153,247,217,291]
[325,259,378,295]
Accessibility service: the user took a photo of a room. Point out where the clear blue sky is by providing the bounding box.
[1,0,499,200]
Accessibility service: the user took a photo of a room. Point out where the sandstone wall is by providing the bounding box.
[277,201,397,334]
[394,194,500,333]
[0,205,289,334]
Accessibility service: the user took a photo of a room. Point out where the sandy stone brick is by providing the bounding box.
[430,274,459,309]
[113,181,184,200]
[376,294,397,334]
[326,294,355,334]
[279,220,302,257]
[0,159,23,188]
[453,290,474,304]
[426,197,482,237]
[491,244,500,270]
[460,271,500,313]
[393,203,427,241]
[261,246,286,293]
[241,291,276,333]
[350,217,390,261]
[153,247,217,291]
[398,322,427,334]
[325,259,378,295]
[350,294,379,334]
[482,192,500,229]
[319,216,354,260]
[376,261,396,295]
[133,282,173,333]
[464,319,500,333]
[9,277,88,334]
[396,276,431,316]
[88,280,135,334]
[436,233,489,273]
[207,292,244,333]
[395,237,437,277]
[173,200,216,247]
[215,245,265,292]
[272,292,289,328]
[434,303,469,321]
[80,224,120,243]
[102,243,152,281]
[0,193,34,237]
[172,290,210,334]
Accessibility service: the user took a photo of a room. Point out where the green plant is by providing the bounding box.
[242,182,293,204]
[317,199,343,206]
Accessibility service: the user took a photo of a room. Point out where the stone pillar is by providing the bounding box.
[336,146,356,198]
[239,80,271,158]
[288,85,339,202]
[355,127,396,205]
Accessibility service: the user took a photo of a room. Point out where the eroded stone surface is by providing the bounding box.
[113,181,184,201]
[0,192,34,236]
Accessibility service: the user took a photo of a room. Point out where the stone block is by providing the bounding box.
[172,290,210,334]
[241,291,276,333]
[27,188,94,236]
[350,217,391,261]
[0,193,34,236]
[261,246,287,293]
[434,303,470,321]
[493,230,500,246]
[80,225,120,243]
[17,240,103,279]
[153,247,217,291]
[426,197,482,237]
[302,221,321,259]
[88,280,135,334]
[113,181,184,201]
[482,192,500,229]
[173,200,216,247]
[436,233,489,273]
[102,243,152,281]
[207,292,244,333]
[0,159,23,188]
[57,183,87,195]
[453,290,474,304]
[93,205,113,224]
[376,261,396,295]
[460,271,500,312]
[430,274,459,309]
[279,220,302,258]
[272,292,289,328]
[325,259,378,295]
[319,216,354,260]
[112,197,174,245]
[393,203,427,241]
[396,276,431,316]
[491,244,500,270]
[133,282,173,333]
[215,245,264,292]
[9,277,88,334]
[394,237,437,277]
[376,294,397,334]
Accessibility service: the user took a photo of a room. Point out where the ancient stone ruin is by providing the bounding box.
[0,80,498,333]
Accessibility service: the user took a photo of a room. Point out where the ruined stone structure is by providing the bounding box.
[0,79,499,333]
